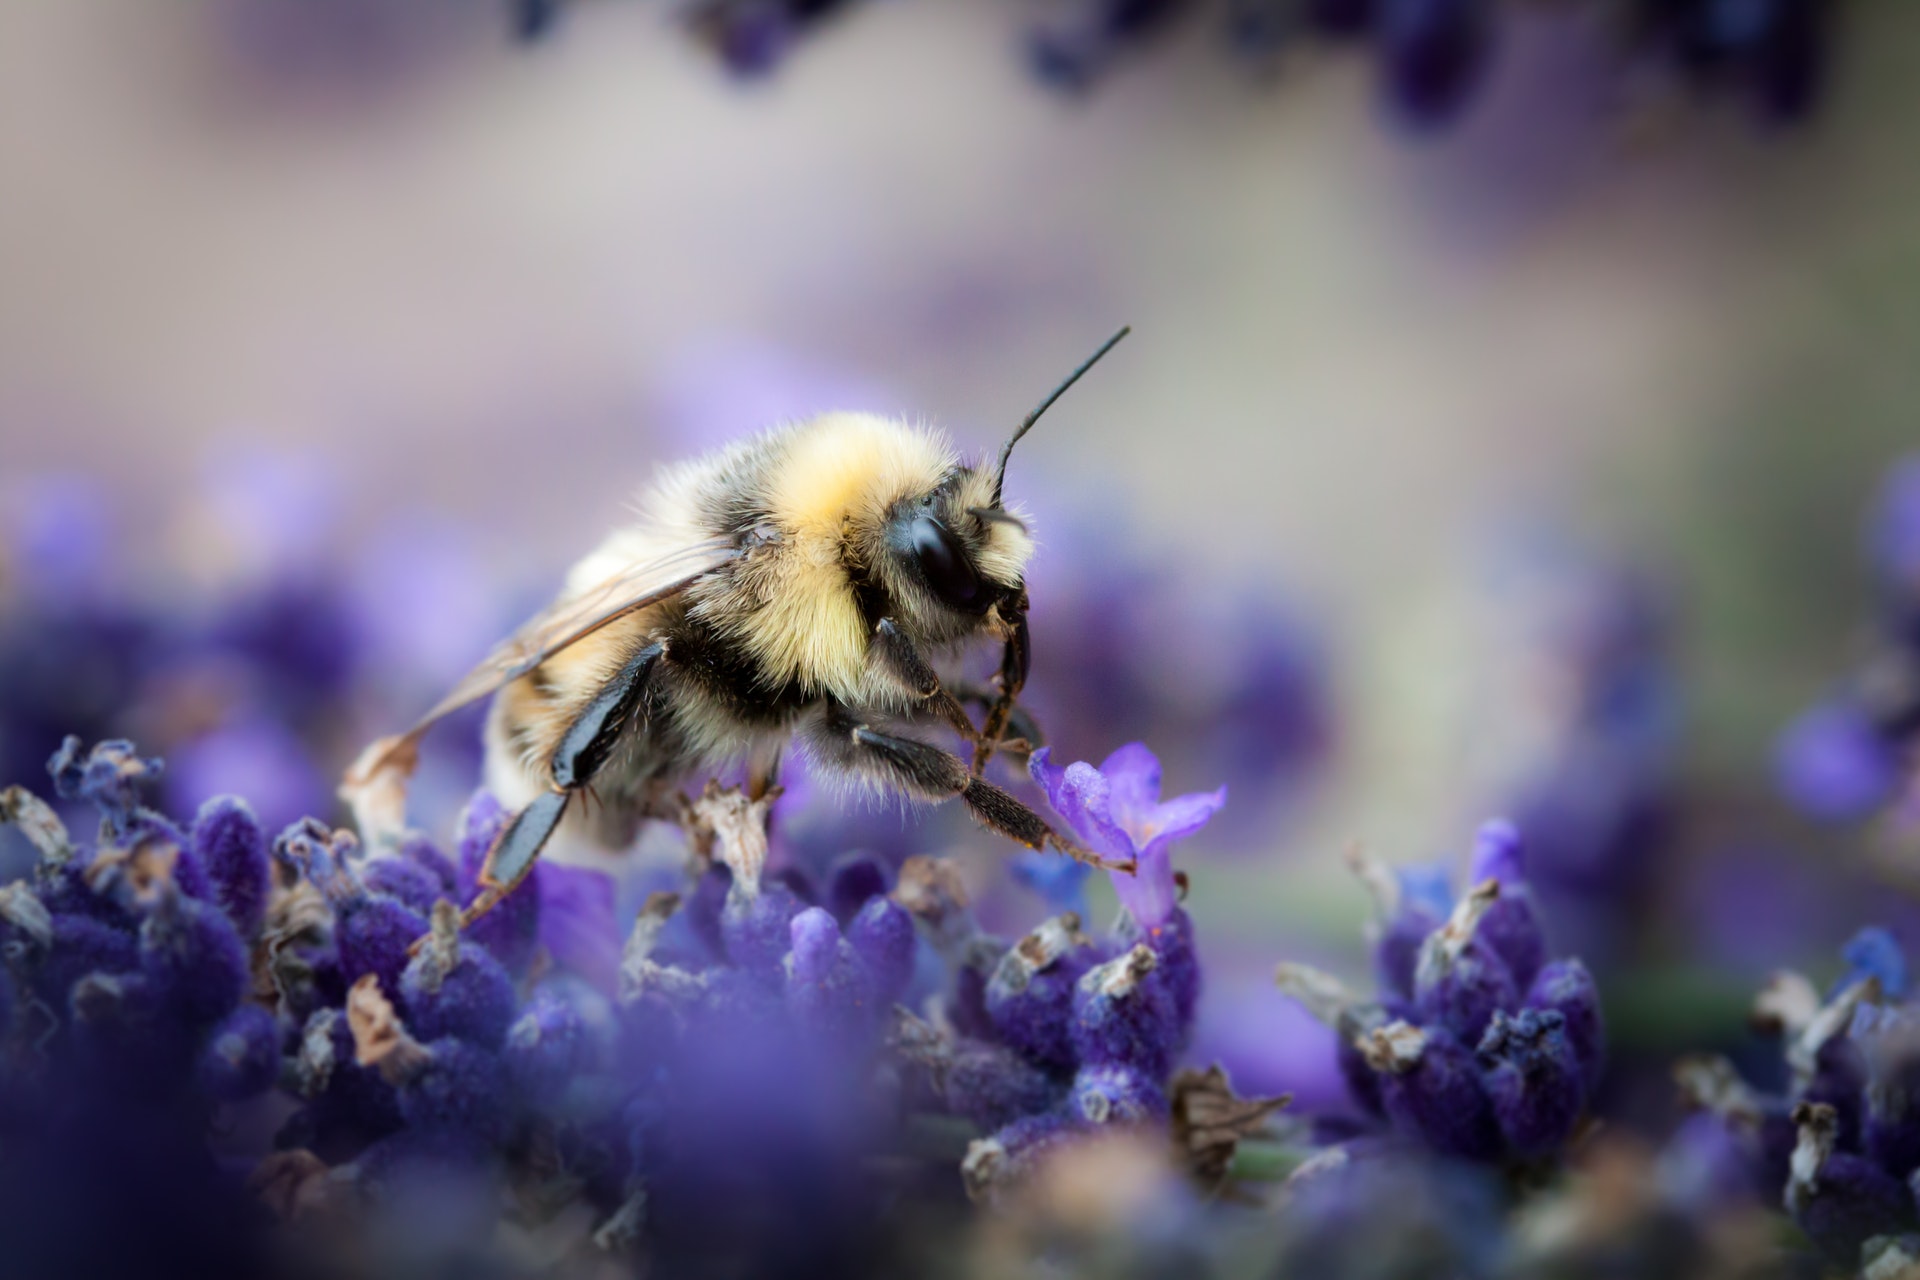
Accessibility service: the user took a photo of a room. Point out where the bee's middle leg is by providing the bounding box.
[466,641,667,929]
[809,707,1133,874]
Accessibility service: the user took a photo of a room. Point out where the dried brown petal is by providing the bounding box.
[1170,1064,1290,1192]
[346,973,429,1084]
[0,786,75,868]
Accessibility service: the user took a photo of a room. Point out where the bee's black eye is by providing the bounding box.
[909,516,983,610]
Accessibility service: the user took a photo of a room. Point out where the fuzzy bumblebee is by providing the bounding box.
[345,329,1132,925]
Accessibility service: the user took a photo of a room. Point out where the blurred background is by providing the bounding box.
[6,0,1920,1132]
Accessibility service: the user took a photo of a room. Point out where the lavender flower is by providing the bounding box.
[1669,931,1920,1268]
[1030,743,1224,927]
[1279,820,1602,1169]
[190,795,271,939]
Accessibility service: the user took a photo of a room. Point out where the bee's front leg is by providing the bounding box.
[971,605,1030,776]
[871,618,986,744]
[808,704,1132,875]
[871,618,1041,768]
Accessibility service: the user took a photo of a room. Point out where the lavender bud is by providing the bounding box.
[1804,1033,1870,1156]
[1854,1003,1920,1178]
[846,895,915,1006]
[348,973,508,1143]
[397,833,458,896]
[1526,958,1604,1096]
[1841,927,1908,1000]
[1477,1008,1582,1159]
[360,856,445,917]
[190,795,270,939]
[1413,880,1518,1046]
[1785,1101,1916,1262]
[825,854,889,924]
[277,820,427,997]
[988,913,1098,1070]
[198,1003,282,1101]
[891,1009,1065,1130]
[721,880,805,982]
[48,736,161,838]
[336,895,429,1000]
[1674,1054,1796,1202]
[32,911,138,1008]
[457,791,540,976]
[1360,1020,1502,1161]
[1787,977,1876,1152]
[1071,944,1179,1078]
[504,988,587,1108]
[282,1008,403,1160]
[951,1042,1067,1131]
[399,902,517,1050]
[1347,850,1443,1000]
[1117,905,1201,1040]
[1071,1062,1170,1126]
[1274,963,1390,1119]
[140,889,248,1029]
[961,1111,1081,1205]
[1465,820,1545,990]
[398,1038,512,1143]
[785,906,874,1037]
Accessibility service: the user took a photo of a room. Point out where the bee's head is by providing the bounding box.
[876,466,1032,640]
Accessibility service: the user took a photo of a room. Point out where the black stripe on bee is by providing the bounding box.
[665,615,810,726]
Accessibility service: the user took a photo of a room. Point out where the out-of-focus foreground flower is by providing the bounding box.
[1,734,1287,1276]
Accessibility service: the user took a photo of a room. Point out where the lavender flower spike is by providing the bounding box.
[1785,1101,1916,1261]
[1413,879,1518,1046]
[1029,743,1225,928]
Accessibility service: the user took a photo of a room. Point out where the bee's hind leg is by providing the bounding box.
[462,641,667,932]
[809,705,1133,875]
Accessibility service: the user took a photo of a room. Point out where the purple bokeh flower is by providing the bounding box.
[1776,700,1900,823]
[1028,743,1226,929]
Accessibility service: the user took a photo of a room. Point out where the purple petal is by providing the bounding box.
[1139,786,1228,847]
[1028,747,1073,819]
[1111,842,1178,928]
[1116,786,1223,928]
[1776,700,1898,822]
[1467,818,1525,886]
[1029,749,1132,858]
[534,862,621,994]
[1098,742,1163,825]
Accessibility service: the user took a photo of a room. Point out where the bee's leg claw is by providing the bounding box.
[1048,834,1134,875]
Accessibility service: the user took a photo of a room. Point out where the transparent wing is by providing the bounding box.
[343,535,739,802]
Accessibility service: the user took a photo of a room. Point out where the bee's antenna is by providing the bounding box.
[992,325,1131,505]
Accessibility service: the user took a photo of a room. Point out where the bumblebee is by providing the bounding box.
[345,328,1132,924]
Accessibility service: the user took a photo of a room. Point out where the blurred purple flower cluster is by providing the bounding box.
[0,463,518,849]
[1777,458,1920,826]
[1046,0,1833,130]
[1669,927,1920,1272]
[1277,821,1604,1168]
[1478,541,1679,969]
[507,0,1836,132]
[1,733,1276,1274]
